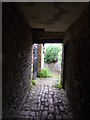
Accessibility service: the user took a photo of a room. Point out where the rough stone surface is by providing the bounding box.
[63,5,90,119]
[44,62,61,73]
[2,3,33,118]
[6,85,74,119]
[2,2,90,120]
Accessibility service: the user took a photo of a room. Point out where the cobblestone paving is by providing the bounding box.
[17,84,74,120]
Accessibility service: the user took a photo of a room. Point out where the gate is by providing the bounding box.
[33,44,38,80]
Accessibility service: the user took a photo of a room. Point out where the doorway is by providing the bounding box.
[33,43,63,89]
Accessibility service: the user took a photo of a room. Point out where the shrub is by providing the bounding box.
[44,45,61,63]
[37,68,51,78]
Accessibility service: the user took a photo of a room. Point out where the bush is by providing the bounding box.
[44,45,60,63]
[37,68,51,78]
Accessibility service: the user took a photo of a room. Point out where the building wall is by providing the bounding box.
[63,5,90,118]
[37,44,44,71]
[0,2,2,119]
[2,3,33,118]
[41,44,44,69]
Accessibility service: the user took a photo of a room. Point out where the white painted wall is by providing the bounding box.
[41,45,44,69]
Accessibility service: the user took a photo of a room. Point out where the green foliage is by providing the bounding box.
[44,45,61,63]
[32,80,36,86]
[37,68,51,78]
[53,80,62,90]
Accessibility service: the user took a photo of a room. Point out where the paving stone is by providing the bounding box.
[48,114,54,120]
[36,111,39,117]
[45,94,48,99]
[29,111,36,117]
[49,105,54,114]
[49,94,52,98]
[31,105,38,111]
[50,92,53,95]
[59,99,62,103]
[48,98,53,104]
[34,100,39,104]
[41,111,48,120]
[55,114,62,119]
[60,106,65,112]
[17,84,73,119]
[29,117,33,120]
[45,102,49,107]
[34,117,40,120]
[54,95,59,98]
[44,98,47,102]
[41,98,44,102]
[41,105,44,111]
[54,98,59,106]
[38,96,41,100]
[55,107,60,114]
[45,107,48,111]
[24,107,29,111]
[44,90,48,94]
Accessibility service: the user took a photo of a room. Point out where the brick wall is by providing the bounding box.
[2,3,33,118]
[63,4,90,118]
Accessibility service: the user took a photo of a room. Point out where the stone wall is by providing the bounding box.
[2,3,33,118]
[63,5,90,118]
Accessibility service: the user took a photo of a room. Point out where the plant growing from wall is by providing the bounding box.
[32,80,36,86]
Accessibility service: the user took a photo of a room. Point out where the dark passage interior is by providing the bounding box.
[2,2,90,119]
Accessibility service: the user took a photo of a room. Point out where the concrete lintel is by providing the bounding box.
[33,31,64,43]
[32,28,45,32]
[33,38,63,44]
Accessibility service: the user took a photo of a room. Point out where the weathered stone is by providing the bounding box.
[5,81,74,119]
[31,105,38,111]
[60,106,65,112]
[34,117,40,120]
[48,114,54,120]
[41,105,44,111]
[29,111,36,117]
[45,107,48,111]
[41,98,44,102]
[56,114,62,119]
[3,3,33,118]
[48,98,53,104]
[55,107,60,114]
[45,102,49,107]
[49,105,54,114]
[41,111,48,120]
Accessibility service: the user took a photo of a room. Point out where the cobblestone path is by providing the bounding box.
[17,84,74,119]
